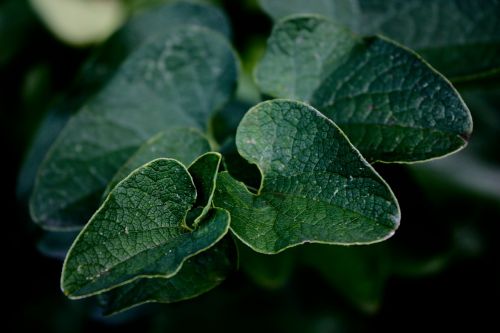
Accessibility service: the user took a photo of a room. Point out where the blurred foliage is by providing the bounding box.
[3,0,499,332]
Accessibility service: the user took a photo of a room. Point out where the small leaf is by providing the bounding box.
[255,15,473,163]
[103,128,211,197]
[259,0,500,81]
[30,25,238,230]
[61,158,229,298]
[187,152,222,227]
[100,236,237,316]
[214,100,400,254]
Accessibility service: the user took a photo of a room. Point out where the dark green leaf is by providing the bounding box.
[214,100,400,254]
[255,15,472,162]
[259,0,500,81]
[30,25,238,230]
[100,236,237,316]
[61,158,230,298]
[187,152,222,227]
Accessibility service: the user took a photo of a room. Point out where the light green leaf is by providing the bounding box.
[255,15,472,162]
[61,158,230,298]
[30,25,238,230]
[103,128,211,198]
[214,100,400,254]
[100,236,237,316]
[259,0,500,81]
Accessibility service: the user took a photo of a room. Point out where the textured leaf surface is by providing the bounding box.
[100,236,237,315]
[255,15,472,162]
[103,128,211,197]
[187,153,222,227]
[214,100,400,254]
[30,25,237,229]
[259,0,500,80]
[61,159,229,298]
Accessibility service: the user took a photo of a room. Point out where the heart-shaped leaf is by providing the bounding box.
[214,100,400,254]
[61,158,229,298]
[100,236,237,316]
[259,0,500,81]
[30,25,238,230]
[255,15,472,163]
[103,128,211,198]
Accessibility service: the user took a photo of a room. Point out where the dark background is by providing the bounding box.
[2,1,499,332]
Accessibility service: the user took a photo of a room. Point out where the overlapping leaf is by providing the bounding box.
[30,25,238,230]
[100,236,237,315]
[255,15,472,162]
[103,128,211,198]
[18,2,230,202]
[259,0,500,81]
[61,158,229,298]
[214,100,400,254]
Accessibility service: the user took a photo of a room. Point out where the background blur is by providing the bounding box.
[3,0,499,332]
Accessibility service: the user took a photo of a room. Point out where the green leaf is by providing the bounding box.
[61,158,230,298]
[214,100,400,254]
[100,236,237,316]
[258,0,500,81]
[103,128,211,198]
[30,25,238,230]
[187,152,222,227]
[18,1,229,204]
[254,15,472,163]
